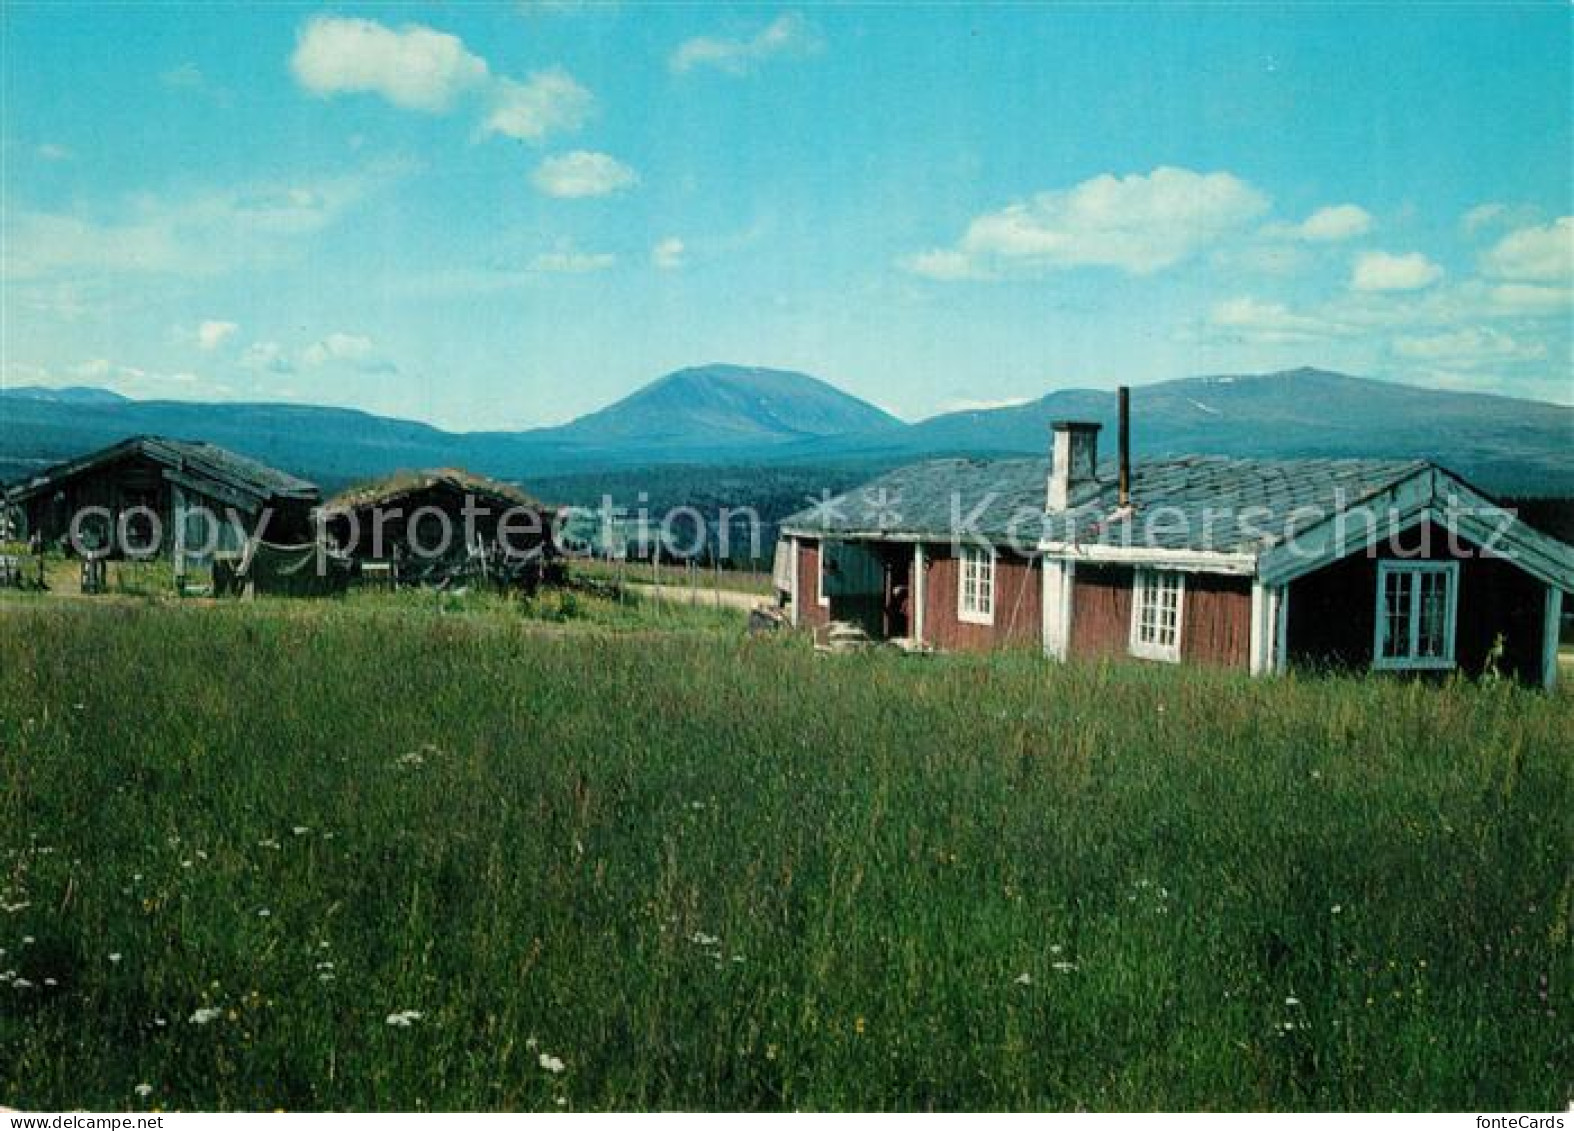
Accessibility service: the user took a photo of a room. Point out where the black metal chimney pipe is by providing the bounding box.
[1118,385,1131,509]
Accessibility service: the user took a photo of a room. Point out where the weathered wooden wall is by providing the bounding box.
[1285,521,1547,681]
[795,539,831,630]
[1068,564,1134,660]
[1180,573,1252,668]
[1066,565,1251,669]
[21,456,166,546]
[331,484,553,561]
[922,547,1042,652]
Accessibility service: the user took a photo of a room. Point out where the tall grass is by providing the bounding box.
[0,603,1567,1110]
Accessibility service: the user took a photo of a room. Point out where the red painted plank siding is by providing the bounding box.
[1180,573,1253,668]
[796,539,830,629]
[1285,520,1547,681]
[1069,564,1134,660]
[1069,564,1251,669]
[923,547,1041,652]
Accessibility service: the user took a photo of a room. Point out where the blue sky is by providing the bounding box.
[3,3,1570,429]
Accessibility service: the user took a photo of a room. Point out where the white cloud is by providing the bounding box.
[241,340,295,374]
[289,14,594,148]
[159,63,230,103]
[1461,202,1506,234]
[197,320,239,350]
[296,332,397,373]
[530,247,615,273]
[1486,282,1572,315]
[483,69,594,141]
[37,143,72,162]
[530,151,637,198]
[1208,296,1351,345]
[1393,327,1547,368]
[1350,251,1443,292]
[302,331,380,368]
[651,237,686,270]
[904,166,1270,280]
[3,165,404,282]
[670,12,821,75]
[901,248,988,282]
[43,358,227,401]
[290,15,489,112]
[1278,204,1373,242]
[1481,217,1573,283]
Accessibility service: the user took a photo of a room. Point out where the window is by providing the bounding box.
[1373,561,1458,670]
[1130,569,1185,662]
[817,542,831,607]
[958,545,995,625]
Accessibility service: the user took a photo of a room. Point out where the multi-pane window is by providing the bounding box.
[1130,569,1184,662]
[1374,562,1458,669]
[958,545,995,624]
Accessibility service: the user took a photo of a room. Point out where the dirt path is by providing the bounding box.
[624,581,763,612]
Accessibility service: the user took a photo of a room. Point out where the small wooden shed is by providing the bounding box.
[3,436,319,576]
[322,468,559,589]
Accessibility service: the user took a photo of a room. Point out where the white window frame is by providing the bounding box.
[1129,569,1185,663]
[957,544,996,626]
[817,541,831,607]
[1372,560,1459,671]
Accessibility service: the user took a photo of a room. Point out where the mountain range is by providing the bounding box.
[1,364,1570,497]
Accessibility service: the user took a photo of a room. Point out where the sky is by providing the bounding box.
[2,2,1571,430]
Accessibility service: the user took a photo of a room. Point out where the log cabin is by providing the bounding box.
[779,395,1573,687]
[321,468,559,589]
[3,436,319,577]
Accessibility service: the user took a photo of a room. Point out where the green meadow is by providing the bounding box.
[0,596,1568,1110]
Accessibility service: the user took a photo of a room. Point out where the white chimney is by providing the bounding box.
[1048,421,1100,510]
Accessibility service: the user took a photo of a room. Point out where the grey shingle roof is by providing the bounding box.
[780,455,1433,554]
[6,436,318,503]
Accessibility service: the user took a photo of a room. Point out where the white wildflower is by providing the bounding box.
[189,1006,223,1025]
[134,1084,153,1098]
[1052,961,1078,973]
[11,977,34,990]
[108,953,123,964]
[292,827,310,836]
[526,1035,539,1051]
[538,1053,566,1074]
[1285,995,1301,1007]
[257,908,271,918]
[1014,972,1033,986]
[385,1010,423,1028]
